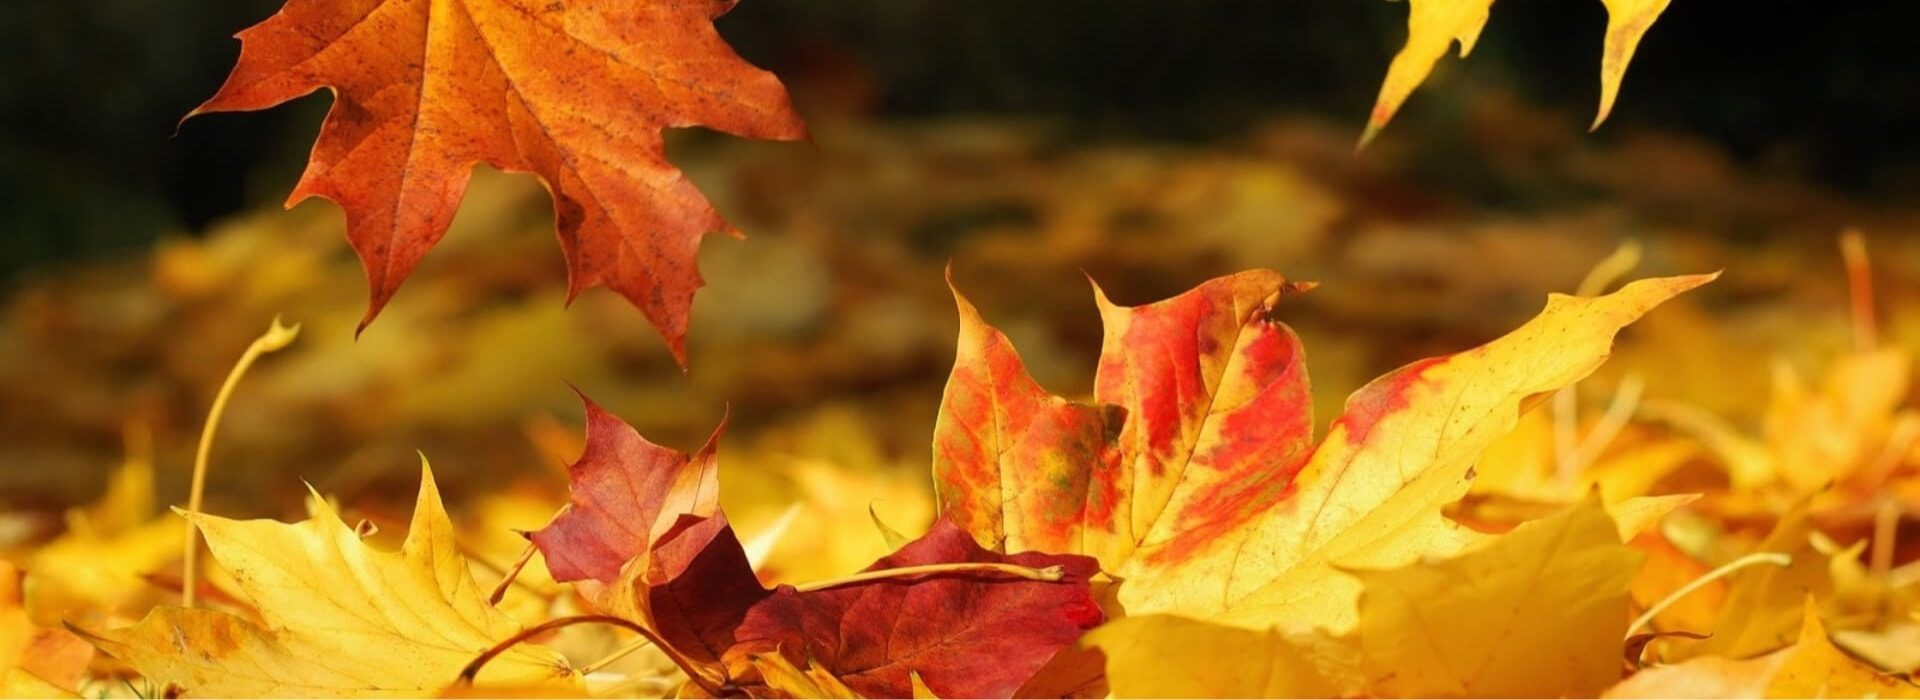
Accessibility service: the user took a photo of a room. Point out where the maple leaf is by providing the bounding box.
[732,519,1105,699]
[934,270,1313,574]
[934,269,1711,634]
[1605,599,1920,698]
[530,396,1104,698]
[1091,495,1643,698]
[1361,0,1675,145]
[79,466,578,698]
[528,398,767,670]
[192,0,808,361]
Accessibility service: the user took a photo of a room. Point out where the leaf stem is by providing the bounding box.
[486,541,538,606]
[182,316,299,608]
[793,562,1065,593]
[455,615,721,696]
[1627,551,1792,638]
[579,635,657,676]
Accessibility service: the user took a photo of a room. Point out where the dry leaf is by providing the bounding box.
[193,0,808,359]
[81,467,578,698]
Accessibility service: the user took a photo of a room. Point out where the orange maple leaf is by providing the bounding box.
[192,0,808,362]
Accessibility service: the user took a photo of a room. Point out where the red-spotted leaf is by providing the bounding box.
[934,270,1315,572]
[731,519,1104,699]
[192,0,808,360]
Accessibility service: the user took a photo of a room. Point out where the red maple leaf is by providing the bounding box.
[192,0,808,361]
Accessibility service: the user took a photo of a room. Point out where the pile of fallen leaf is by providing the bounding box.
[7,0,1920,697]
[10,245,1920,698]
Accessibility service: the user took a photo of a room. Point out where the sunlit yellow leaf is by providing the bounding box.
[1595,0,1673,129]
[80,466,578,698]
[1084,615,1342,699]
[1363,0,1495,147]
[1116,275,1711,633]
[1351,496,1640,697]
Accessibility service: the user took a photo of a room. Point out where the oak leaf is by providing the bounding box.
[935,269,1710,633]
[80,467,578,698]
[193,0,808,360]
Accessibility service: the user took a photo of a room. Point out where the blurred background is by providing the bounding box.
[4,0,1920,578]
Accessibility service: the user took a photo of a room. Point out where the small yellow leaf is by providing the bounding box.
[1363,0,1496,147]
[1595,0,1674,129]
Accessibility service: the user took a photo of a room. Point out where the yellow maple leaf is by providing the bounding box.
[1091,496,1641,698]
[1084,615,1343,698]
[1606,599,1920,698]
[78,466,579,698]
[1115,275,1710,632]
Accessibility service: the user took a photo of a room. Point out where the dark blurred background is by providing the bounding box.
[8,0,1920,544]
[5,0,1920,280]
